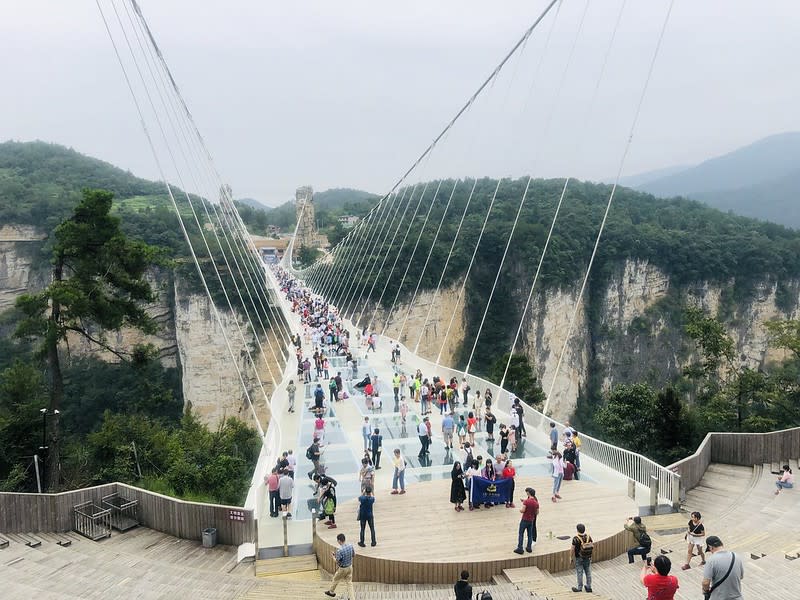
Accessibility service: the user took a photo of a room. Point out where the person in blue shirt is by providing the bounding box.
[442,412,455,449]
[357,486,377,547]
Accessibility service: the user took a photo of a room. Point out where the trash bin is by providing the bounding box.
[202,527,217,548]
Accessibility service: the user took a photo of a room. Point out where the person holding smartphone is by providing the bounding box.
[641,555,679,600]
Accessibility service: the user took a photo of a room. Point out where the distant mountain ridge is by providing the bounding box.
[631,132,800,228]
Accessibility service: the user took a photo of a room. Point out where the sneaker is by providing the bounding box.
[681,564,690,570]
[513,548,524,555]
[327,524,337,529]
[555,494,562,499]
[571,587,582,592]
[325,592,336,598]
[371,541,376,547]
[509,503,516,508]
[391,490,399,495]
[700,561,706,565]
[584,588,593,593]
[551,496,557,502]
[526,547,533,553]
[358,542,366,547]
[399,490,406,494]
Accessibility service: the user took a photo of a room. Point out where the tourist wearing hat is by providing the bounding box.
[701,536,744,599]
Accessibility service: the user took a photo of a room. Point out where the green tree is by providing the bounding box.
[0,361,48,490]
[595,383,658,454]
[488,353,546,409]
[15,189,160,490]
[296,244,322,268]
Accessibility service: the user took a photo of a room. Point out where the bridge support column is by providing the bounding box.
[649,475,659,512]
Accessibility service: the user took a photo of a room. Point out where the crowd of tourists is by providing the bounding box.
[270,266,754,600]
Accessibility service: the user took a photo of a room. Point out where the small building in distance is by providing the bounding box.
[337,215,360,228]
[251,235,289,264]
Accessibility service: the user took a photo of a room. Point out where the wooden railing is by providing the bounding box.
[669,426,800,492]
[0,482,255,546]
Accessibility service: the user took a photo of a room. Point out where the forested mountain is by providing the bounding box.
[0,142,261,499]
[634,132,800,228]
[4,142,800,472]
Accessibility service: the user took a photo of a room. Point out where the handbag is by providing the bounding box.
[703,553,736,600]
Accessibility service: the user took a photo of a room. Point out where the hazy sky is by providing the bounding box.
[2,1,798,204]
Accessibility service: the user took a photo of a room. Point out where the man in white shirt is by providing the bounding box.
[417,417,430,458]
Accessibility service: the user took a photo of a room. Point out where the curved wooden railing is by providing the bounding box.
[669,426,800,493]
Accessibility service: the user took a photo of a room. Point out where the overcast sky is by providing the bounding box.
[2,1,798,204]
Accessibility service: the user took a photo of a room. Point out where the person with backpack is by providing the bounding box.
[456,415,468,449]
[571,523,594,593]
[625,516,652,563]
[313,383,325,412]
[328,376,337,404]
[306,438,321,479]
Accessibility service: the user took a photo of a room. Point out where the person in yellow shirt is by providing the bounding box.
[572,431,582,474]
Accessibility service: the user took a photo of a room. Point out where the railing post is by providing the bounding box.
[282,514,289,557]
[671,474,681,510]
[649,475,659,512]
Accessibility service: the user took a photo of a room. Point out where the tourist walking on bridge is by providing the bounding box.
[286,379,296,413]
[391,449,406,494]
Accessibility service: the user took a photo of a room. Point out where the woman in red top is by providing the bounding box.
[502,460,516,508]
[641,555,679,600]
[466,412,478,446]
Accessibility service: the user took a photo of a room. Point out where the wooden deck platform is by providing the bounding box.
[314,476,637,584]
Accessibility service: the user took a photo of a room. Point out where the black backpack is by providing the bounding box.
[476,591,492,600]
[306,445,315,460]
[640,531,652,548]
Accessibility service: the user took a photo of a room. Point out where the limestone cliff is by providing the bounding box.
[374,260,798,422]
[0,233,281,430]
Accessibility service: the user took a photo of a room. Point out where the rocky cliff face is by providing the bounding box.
[0,233,280,430]
[0,225,48,311]
[521,260,799,420]
[380,260,798,422]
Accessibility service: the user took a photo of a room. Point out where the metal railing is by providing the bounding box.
[73,501,112,541]
[377,335,681,507]
[101,492,139,532]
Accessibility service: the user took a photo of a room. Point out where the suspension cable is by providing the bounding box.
[499,0,627,390]
[542,0,676,417]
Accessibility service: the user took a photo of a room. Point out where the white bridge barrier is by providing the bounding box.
[368,333,681,509]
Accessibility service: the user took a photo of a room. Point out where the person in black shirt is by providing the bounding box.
[454,570,472,600]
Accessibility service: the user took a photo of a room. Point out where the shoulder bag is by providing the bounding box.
[703,553,736,600]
